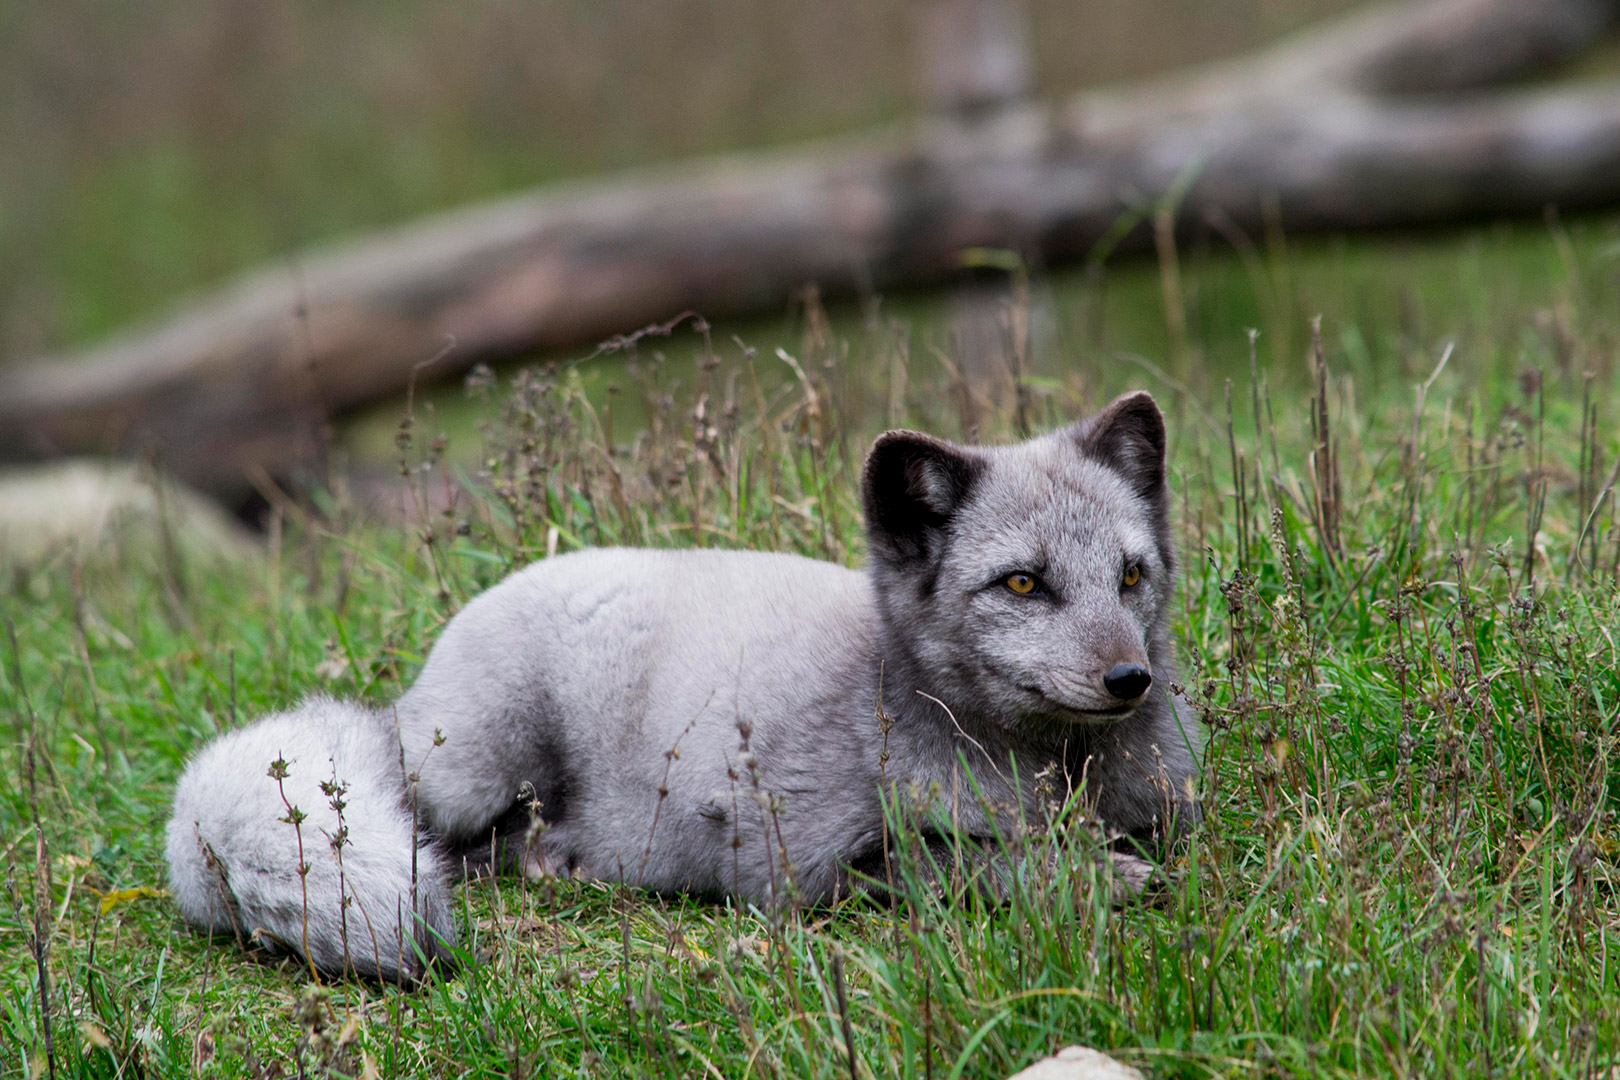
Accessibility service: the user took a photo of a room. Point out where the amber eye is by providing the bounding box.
[1122,564,1141,588]
[1005,573,1037,595]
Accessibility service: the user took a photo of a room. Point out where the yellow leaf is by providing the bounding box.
[96,885,169,915]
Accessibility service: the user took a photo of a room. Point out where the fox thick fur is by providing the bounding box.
[167,391,1201,981]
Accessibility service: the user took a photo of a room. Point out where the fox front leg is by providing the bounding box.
[855,834,1158,907]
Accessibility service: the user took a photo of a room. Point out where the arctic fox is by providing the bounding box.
[166,391,1200,981]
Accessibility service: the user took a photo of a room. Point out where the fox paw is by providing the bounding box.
[521,847,573,880]
[1106,852,1157,904]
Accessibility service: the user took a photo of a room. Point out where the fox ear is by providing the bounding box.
[1076,391,1168,505]
[862,431,982,563]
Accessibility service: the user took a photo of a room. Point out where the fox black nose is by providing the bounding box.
[1103,663,1152,701]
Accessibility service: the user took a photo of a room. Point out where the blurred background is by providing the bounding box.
[0,0,1360,358]
[3,0,1620,521]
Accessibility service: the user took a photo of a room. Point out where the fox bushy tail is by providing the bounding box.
[165,696,456,982]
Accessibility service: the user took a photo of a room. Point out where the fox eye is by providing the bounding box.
[1005,573,1038,595]
[1122,564,1141,588]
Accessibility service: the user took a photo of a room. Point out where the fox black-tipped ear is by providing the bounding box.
[1076,391,1168,506]
[862,431,982,563]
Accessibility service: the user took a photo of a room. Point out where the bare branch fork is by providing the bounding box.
[2,0,1618,496]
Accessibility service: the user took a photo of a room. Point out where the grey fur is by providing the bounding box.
[165,696,455,981]
[166,391,1201,982]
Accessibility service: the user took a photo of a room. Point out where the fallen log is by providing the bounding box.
[2,0,1617,497]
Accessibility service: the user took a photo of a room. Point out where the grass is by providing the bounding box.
[4,215,1620,1078]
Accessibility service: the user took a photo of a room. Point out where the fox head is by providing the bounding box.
[862,391,1176,731]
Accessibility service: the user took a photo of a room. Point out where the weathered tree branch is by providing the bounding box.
[1078,0,1620,128]
[1327,0,1617,94]
[3,0,1618,497]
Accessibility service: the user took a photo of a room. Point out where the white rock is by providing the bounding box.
[1006,1045,1145,1080]
[0,458,256,567]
